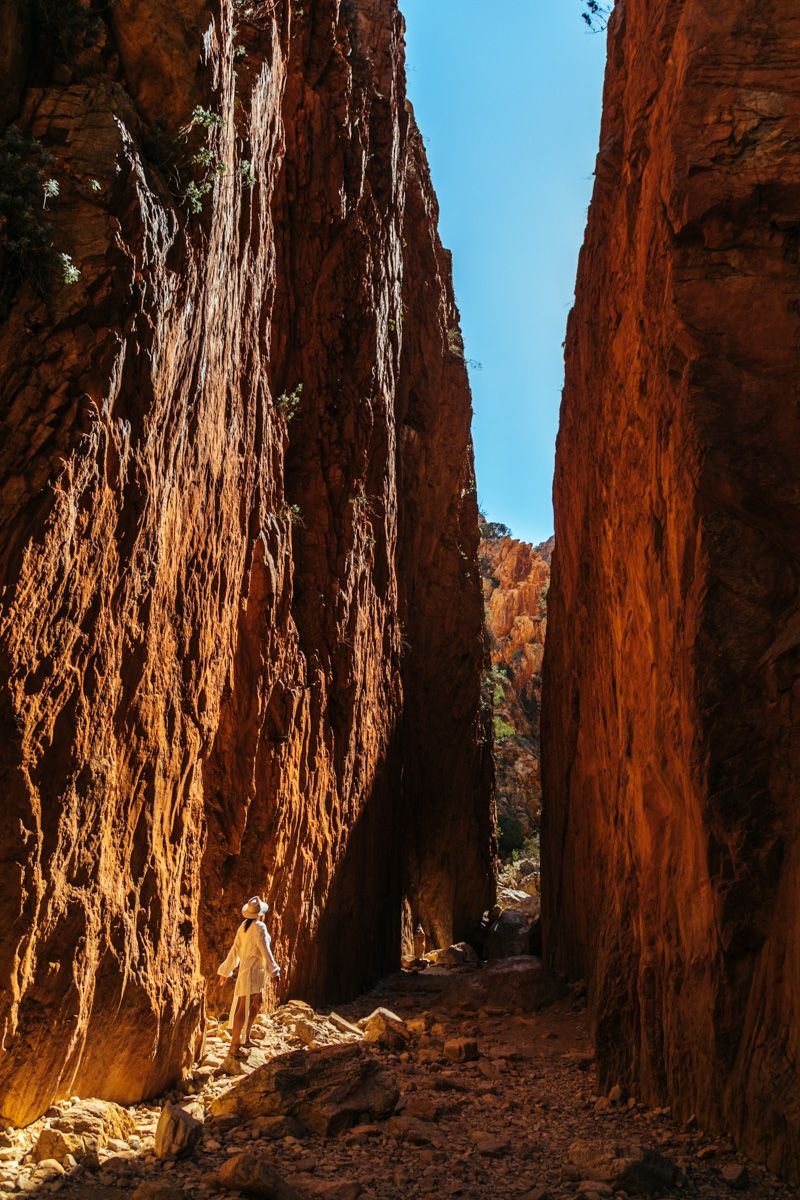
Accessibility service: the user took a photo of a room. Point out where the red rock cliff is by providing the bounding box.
[543,0,800,1179]
[0,0,494,1125]
[480,535,552,848]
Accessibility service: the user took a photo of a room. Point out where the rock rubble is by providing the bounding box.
[0,958,788,1200]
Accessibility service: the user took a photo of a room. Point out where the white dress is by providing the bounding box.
[218,919,280,1037]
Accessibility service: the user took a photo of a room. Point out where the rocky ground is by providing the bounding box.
[2,954,791,1200]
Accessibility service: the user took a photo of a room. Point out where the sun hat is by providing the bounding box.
[241,896,269,918]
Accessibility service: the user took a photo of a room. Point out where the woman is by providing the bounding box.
[217,896,281,1056]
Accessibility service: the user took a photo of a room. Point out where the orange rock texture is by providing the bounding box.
[480,535,552,844]
[543,0,800,1180]
[0,0,494,1126]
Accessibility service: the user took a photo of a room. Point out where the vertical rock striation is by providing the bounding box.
[544,0,800,1179]
[481,535,552,846]
[0,0,494,1125]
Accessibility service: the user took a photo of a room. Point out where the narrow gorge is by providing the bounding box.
[1,0,799,1197]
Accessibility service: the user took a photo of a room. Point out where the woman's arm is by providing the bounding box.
[255,921,281,976]
[217,927,242,977]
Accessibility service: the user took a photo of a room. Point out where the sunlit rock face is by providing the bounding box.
[0,0,494,1125]
[543,0,800,1180]
[480,536,552,847]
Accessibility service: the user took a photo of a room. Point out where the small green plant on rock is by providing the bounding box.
[183,149,226,214]
[493,714,516,743]
[183,181,207,215]
[240,160,257,188]
[280,502,303,526]
[42,178,59,208]
[189,106,223,130]
[352,488,378,517]
[0,127,79,306]
[276,383,302,421]
[59,253,81,284]
[447,327,464,357]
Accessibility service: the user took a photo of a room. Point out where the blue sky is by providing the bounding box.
[400,0,608,545]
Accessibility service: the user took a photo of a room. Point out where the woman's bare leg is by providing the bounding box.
[230,996,247,1053]
[241,994,261,1046]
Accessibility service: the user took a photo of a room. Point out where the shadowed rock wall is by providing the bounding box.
[543,0,800,1179]
[0,0,494,1125]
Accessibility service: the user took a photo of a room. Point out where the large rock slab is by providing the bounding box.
[543,0,800,1182]
[209,1044,399,1136]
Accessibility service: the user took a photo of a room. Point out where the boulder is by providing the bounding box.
[469,1131,510,1156]
[360,1008,410,1050]
[721,1164,749,1191]
[248,1115,306,1140]
[31,1159,65,1179]
[567,1140,681,1195]
[443,1038,479,1063]
[294,1181,363,1200]
[328,1013,364,1038]
[291,1019,318,1047]
[425,943,481,969]
[217,1150,309,1198]
[497,887,540,918]
[210,1043,398,1136]
[484,910,531,959]
[155,1103,203,1160]
[132,1184,192,1200]
[33,1099,136,1163]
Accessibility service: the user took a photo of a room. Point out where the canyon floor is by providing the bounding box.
[4,959,791,1200]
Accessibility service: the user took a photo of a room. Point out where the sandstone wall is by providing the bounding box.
[543,0,800,1179]
[0,0,494,1125]
[481,535,552,845]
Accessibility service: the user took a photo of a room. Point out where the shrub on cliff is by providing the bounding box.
[582,1,612,31]
[478,512,512,541]
[498,814,525,857]
[0,128,62,309]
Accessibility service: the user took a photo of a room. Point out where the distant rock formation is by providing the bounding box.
[480,533,553,852]
[0,0,494,1125]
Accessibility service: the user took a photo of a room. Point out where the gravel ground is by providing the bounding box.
[3,962,792,1200]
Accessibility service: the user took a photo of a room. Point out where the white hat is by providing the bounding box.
[241,896,268,918]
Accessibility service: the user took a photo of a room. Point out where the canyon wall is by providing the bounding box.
[480,535,552,849]
[0,0,494,1126]
[543,0,800,1180]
